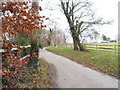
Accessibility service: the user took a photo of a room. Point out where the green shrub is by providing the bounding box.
[15,34,31,46]
[38,42,43,49]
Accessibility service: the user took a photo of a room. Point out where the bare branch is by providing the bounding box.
[83,19,113,25]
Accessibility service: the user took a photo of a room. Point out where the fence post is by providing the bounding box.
[96,44,98,50]
[84,44,86,50]
[114,44,116,53]
[98,44,99,50]
[96,44,99,51]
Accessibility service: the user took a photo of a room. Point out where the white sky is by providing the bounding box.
[40,0,119,43]
[92,0,119,41]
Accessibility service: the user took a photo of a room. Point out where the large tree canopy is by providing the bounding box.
[59,0,112,51]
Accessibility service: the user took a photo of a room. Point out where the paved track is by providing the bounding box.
[40,49,118,88]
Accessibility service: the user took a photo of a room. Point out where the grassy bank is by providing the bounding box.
[47,46,119,77]
[18,58,53,88]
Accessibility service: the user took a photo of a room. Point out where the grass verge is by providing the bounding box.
[47,46,119,78]
[18,58,53,88]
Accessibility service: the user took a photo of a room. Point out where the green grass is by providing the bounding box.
[47,46,119,77]
[92,42,118,45]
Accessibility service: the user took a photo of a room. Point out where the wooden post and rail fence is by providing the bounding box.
[83,43,120,53]
[67,43,120,53]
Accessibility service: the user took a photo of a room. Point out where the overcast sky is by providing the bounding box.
[40,0,119,43]
[92,0,118,41]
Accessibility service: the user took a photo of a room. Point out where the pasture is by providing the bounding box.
[47,46,119,77]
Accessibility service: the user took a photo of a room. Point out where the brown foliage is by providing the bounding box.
[1,1,47,88]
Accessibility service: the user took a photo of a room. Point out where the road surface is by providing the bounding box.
[40,49,118,88]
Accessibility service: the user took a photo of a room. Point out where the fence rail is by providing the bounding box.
[84,43,120,53]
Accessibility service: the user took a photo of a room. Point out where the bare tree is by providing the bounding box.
[37,29,67,47]
[59,0,112,51]
[48,20,57,46]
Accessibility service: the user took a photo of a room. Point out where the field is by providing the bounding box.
[47,46,119,77]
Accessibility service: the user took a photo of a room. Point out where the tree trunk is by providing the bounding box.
[49,28,52,46]
[28,1,39,69]
[71,30,85,51]
[76,36,84,51]
[72,35,78,50]
[71,30,79,50]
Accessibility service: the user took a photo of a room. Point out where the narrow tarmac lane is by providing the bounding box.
[40,49,118,88]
